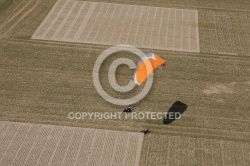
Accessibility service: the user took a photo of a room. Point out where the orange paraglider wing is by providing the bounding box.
[133,53,166,85]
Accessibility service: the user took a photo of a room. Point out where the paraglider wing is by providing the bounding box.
[133,53,166,85]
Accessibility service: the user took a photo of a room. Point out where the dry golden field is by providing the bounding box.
[0,122,144,166]
[0,0,250,165]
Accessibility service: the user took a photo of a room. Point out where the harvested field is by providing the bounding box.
[140,134,250,166]
[1,0,250,166]
[1,40,250,137]
[0,121,144,166]
[199,10,250,56]
[32,0,200,52]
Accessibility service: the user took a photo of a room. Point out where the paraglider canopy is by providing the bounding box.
[133,53,166,85]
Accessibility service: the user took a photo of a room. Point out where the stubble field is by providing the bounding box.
[0,122,144,166]
[0,0,250,165]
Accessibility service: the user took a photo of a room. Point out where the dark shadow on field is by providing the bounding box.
[163,101,187,125]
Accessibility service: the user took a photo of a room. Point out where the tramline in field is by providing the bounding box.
[0,122,144,166]
[32,0,200,52]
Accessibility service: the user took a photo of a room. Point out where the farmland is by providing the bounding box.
[0,0,250,165]
[31,0,199,52]
[0,122,143,166]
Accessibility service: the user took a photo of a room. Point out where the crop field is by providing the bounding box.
[32,0,199,52]
[0,121,144,166]
[140,134,250,166]
[0,0,250,165]
[199,11,250,56]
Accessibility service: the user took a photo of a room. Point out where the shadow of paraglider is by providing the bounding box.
[163,101,188,125]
